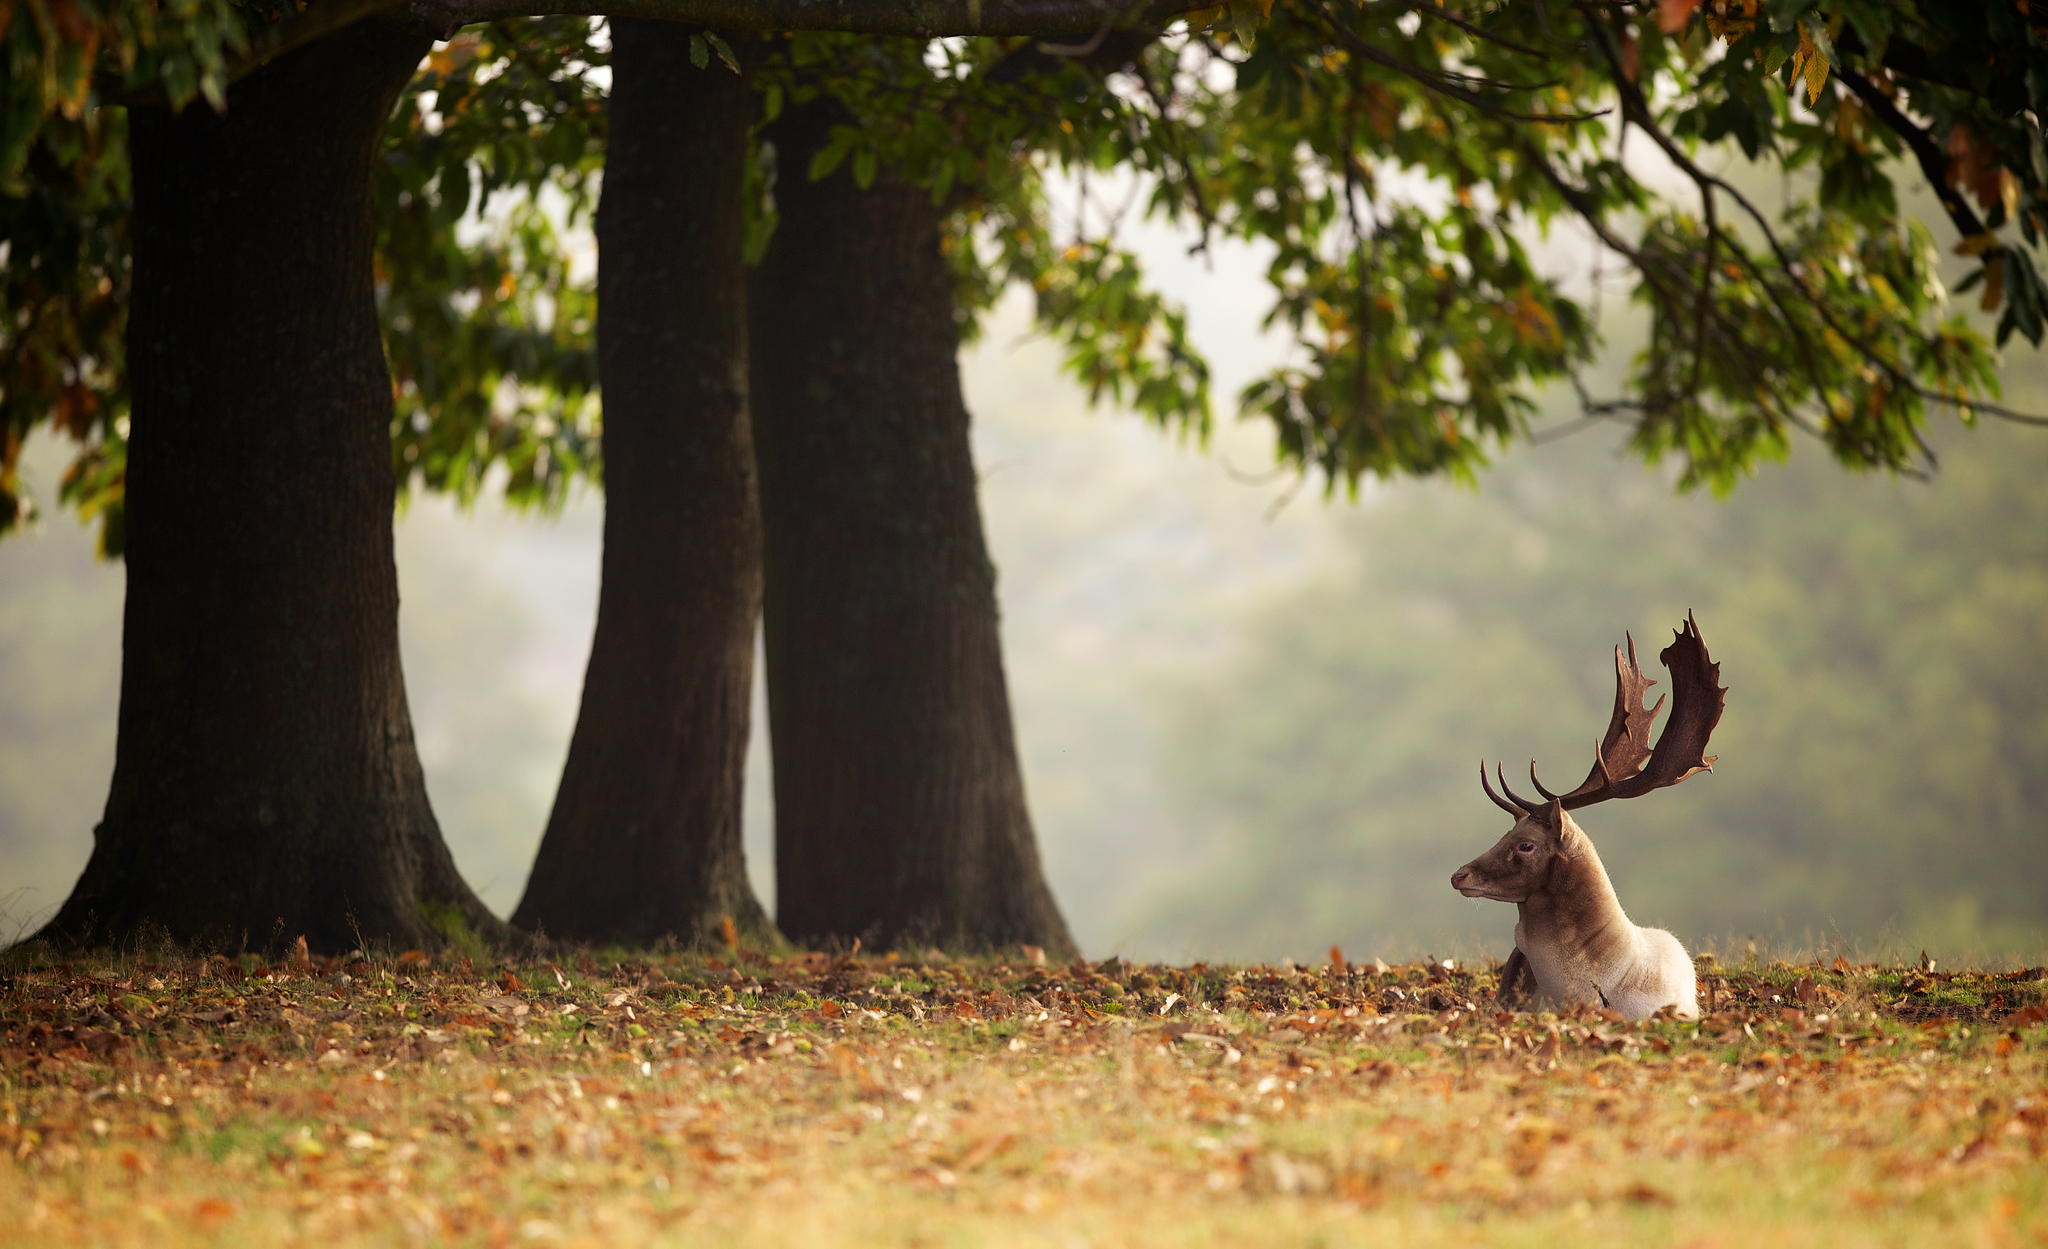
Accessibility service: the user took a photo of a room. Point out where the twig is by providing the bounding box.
[1397,0,1553,60]
[1310,4,1607,124]
[1833,64,1991,244]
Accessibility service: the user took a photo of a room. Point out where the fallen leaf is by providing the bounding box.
[191,1199,235,1228]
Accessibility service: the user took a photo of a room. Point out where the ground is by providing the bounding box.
[1,947,2044,1248]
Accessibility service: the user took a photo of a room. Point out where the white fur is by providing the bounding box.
[1517,915,1697,1019]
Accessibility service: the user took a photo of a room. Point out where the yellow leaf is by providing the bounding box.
[1790,24,1829,104]
[1803,48,1829,104]
[1953,232,2001,256]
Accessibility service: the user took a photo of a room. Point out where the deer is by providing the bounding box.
[1449,612,1725,1020]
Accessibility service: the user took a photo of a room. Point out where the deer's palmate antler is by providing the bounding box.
[1454,613,1725,1019]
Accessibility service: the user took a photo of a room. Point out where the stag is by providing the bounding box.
[1450,612,1725,1020]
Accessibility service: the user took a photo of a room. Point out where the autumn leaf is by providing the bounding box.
[1980,252,2006,312]
[1657,0,1700,34]
[1946,126,2007,214]
[1789,22,1830,104]
[1361,82,1400,141]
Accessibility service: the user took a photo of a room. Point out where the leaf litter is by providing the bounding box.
[0,948,2043,1247]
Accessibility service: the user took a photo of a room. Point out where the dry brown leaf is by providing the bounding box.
[1657,0,1700,33]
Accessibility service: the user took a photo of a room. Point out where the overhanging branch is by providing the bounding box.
[409,0,1201,37]
[1833,64,1991,243]
[193,0,1210,101]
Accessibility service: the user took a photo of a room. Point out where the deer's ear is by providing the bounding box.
[1551,804,1586,861]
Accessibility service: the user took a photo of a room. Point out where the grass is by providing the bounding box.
[1,947,2044,1247]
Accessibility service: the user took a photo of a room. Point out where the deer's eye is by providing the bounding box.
[1516,841,1536,854]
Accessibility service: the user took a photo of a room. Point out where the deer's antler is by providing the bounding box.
[1485,613,1725,817]
[1548,611,1724,810]
[1534,630,1663,804]
[1480,760,1537,816]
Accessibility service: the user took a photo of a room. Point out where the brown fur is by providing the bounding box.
[1453,803,1698,1019]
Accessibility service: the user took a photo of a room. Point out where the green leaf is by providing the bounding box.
[807,131,850,182]
[704,31,739,73]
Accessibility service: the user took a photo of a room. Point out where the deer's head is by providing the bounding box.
[1451,801,1584,903]
[1450,612,1726,904]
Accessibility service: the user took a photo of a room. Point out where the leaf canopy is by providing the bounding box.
[5,0,2047,547]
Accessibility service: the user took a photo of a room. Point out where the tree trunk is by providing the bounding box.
[510,21,771,946]
[749,102,1076,955]
[34,21,506,954]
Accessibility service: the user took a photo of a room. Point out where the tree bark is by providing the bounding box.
[510,21,771,946]
[34,21,506,954]
[749,102,1076,956]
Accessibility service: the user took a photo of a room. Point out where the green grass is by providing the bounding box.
[0,949,2043,1247]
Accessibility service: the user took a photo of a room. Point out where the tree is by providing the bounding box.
[509,21,773,946]
[749,87,1075,953]
[33,19,506,952]
[10,1,2048,953]
[374,30,1162,955]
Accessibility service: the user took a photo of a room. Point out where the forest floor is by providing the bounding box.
[0,945,2044,1248]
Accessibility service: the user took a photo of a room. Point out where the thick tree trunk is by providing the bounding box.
[511,21,770,945]
[34,22,506,954]
[749,102,1076,955]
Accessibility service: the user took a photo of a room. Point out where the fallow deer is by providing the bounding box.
[1450,612,1725,1020]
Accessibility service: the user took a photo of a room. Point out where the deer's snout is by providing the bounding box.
[1450,866,1472,891]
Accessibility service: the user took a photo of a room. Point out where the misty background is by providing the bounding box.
[4,208,2047,966]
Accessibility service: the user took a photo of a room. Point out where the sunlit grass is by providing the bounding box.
[0,949,2042,1247]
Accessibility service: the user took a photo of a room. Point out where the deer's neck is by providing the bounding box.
[1517,840,1633,970]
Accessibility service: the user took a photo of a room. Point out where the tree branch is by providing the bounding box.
[1395,0,1553,60]
[1309,3,1606,124]
[135,0,1213,107]
[463,0,1202,38]
[1833,63,1991,243]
